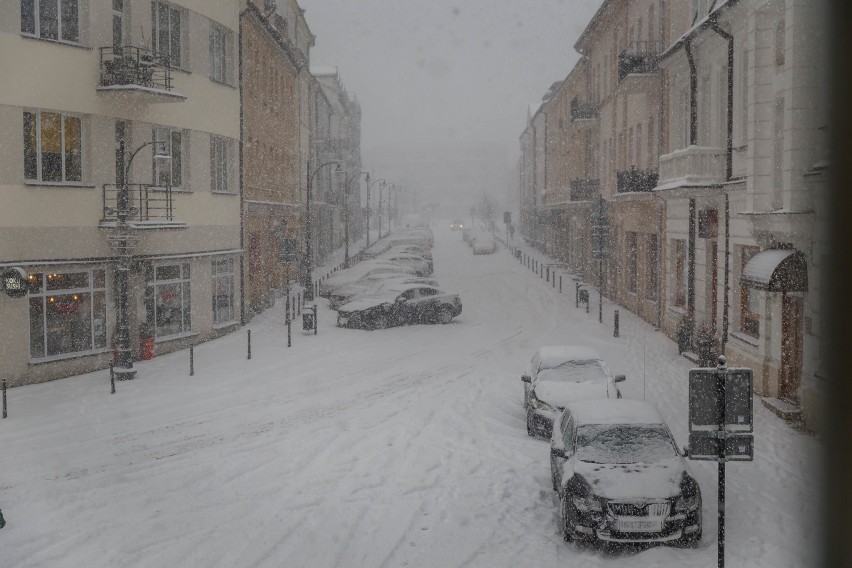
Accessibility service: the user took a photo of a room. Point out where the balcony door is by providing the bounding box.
[112,0,125,51]
[780,293,804,405]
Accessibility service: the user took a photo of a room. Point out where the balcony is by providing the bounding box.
[100,184,183,228]
[616,168,659,194]
[570,179,600,201]
[97,46,186,103]
[617,41,662,83]
[570,98,598,121]
[657,146,727,189]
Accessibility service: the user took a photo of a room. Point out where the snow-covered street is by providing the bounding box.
[0,224,821,568]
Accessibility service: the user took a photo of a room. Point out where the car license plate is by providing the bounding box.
[616,519,663,533]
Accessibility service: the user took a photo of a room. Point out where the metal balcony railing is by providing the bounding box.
[617,41,662,82]
[570,98,598,121]
[99,46,174,91]
[616,168,659,194]
[102,184,175,222]
[570,179,601,201]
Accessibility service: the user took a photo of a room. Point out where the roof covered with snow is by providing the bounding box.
[566,399,664,425]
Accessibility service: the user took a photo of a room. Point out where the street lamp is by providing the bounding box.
[108,139,171,381]
[364,174,385,248]
[339,170,368,268]
[302,160,340,303]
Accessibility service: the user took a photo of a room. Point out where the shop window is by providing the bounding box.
[29,270,107,359]
[740,246,760,337]
[212,258,235,324]
[148,263,191,338]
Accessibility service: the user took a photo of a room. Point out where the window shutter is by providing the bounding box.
[209,24,215,79]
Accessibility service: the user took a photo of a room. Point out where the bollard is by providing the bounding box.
[288,318,292,347]
[297,293,301,315]
[314,305,318,336]
[546,267,550,282]
[286,293,291,321]
[2,379,6,419]
[587,300,590,314]
[189,345,194,376]
[110,363,115,394]
[552,272,556,288]
[576,283,580,308]
[247,329,252,360]
[559,275,563,293]
[614,309,620,337]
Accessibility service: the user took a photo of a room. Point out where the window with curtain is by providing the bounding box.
[210,135,229,193]
[740,246,760,337]
[210,23,228,83]
[23,110,82,183]
[148,263,191,338]
[153,126,182,188]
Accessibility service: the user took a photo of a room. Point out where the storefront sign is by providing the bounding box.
[2,267,28,299]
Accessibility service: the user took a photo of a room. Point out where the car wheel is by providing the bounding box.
[438,306,454,324]
[372,315,388,330]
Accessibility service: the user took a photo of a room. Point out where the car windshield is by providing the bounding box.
[537,360,607,384]
[574,424,677,464]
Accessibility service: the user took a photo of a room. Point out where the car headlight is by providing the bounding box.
[675,493,700,511]
[572,494,604,512]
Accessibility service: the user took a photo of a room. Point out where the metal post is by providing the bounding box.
[189,345,194,376]
[560,275,562,293]
[598,259,603,324]
[576,283,580,308]
[552,272,555,288]
[717,355,727,568]
[297,294,301,315]
[313,305,318,336]
[2,379,6,418]
[110,364,115,394]
[247,329,252,360]
[614,310,620,337]
[288,318,292,347]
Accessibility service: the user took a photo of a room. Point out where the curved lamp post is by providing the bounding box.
[364,174,385,248]
[109,139,171,380]
[339,170,368,268]
[302,160,340,302]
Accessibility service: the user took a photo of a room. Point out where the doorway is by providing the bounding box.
[780,293,804,404]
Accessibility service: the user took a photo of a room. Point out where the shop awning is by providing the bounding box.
[740,249,808,292]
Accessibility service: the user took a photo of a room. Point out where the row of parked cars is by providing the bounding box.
[461,227,496,255]
[320,229,463,330]
[521,346,702,548]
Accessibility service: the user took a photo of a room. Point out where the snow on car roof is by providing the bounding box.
[536,345,601,368]
[566,399,664,426]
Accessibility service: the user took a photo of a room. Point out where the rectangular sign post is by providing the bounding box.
[687,357,754,568]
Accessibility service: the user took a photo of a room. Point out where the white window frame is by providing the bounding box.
[20,0,81,44]
[212,258,235,325]
[152,126,183,189]
[23,109,84,185]
[210,23,229,84]
[151,0,183,68]
[149,262,192,339]
[210,135,230,193]
[28,269,108,362]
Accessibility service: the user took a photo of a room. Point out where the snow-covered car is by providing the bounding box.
[550,399,702,547]
[328,275,440,310]
[521,346,624,438]
[472,234,496,255]
[337,285,462,330]
[376,253,432,276]
[318,260,417,297]
[450,220,464,230]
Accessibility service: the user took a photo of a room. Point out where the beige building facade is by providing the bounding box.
[0,0,241,385]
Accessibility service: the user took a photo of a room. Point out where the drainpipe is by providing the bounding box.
[656,0,665,330]
[238,10,246,325]
[685,39,698,146]
[707,16,735,354]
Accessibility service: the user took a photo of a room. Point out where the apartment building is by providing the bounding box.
[240,0,301,319]
[656,0,828,429]
[519,103,545,248]
[0,0,241,385]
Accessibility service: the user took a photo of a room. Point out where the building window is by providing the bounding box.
[212,258,235,324]
[673,239,687,308]
[152,1,182,68]
[775,19,785,66]
[153,126,182,187]
[148,263,191,338]
[28,270,107,359]
[646,233,659,301]
[23,110,82,183]
[210,135,229,193]
[21,0,79,42]
[210,23,228,83]
[112,0,124,49]
[740,246,760,337]
[627,232,638,294]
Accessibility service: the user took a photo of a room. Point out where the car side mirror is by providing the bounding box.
[521,375,532,384]
[551,447,569,459]
[614,374,626,383]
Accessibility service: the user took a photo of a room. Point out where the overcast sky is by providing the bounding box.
[299,0,603,209]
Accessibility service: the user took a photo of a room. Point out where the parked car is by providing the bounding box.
[377,253,432,276]
[337,285,462,330]
[472,233,496,254]
[318,260,417,297]
[550,399,702,547]
[521,346,624,438]
[328,275,440,310]
[450,220,465,230]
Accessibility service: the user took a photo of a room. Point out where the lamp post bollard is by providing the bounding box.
[189,345,194,376]
[247,329,252,360]
[110,364,115,394]
[288,317,292,347]
[614,310,620,337]
[2,379,6,418]
[559,275,562,293]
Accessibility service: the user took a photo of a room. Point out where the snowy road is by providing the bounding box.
[0,225,820,568]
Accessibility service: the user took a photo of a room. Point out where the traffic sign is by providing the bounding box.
[688,433,754,461]
[689,367,753,433]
